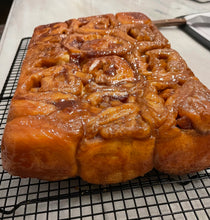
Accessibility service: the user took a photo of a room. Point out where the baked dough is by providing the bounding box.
[2,12,210,184]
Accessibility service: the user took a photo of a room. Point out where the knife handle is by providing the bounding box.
[153,17,186,27]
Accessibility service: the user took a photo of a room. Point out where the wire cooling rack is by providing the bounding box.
[0,38,210,220]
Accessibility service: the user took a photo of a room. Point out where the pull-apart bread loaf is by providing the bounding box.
[2,12,210,184]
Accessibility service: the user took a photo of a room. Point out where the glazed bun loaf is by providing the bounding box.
[2,12,210,184]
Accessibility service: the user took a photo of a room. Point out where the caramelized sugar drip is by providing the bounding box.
[12,12,210,140]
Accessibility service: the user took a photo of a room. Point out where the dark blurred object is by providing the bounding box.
[191,0,210,3]
[0,0,13,24]
[0,0,13,38]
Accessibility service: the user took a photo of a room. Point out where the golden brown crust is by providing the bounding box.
[154,130,210,175]
[78,137,155,184]
[2,12,210,184]
[2,115,80,180]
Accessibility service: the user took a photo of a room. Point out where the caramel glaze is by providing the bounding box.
[2,12,210,184]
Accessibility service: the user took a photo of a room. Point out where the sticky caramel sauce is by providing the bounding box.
[13,13,210,142]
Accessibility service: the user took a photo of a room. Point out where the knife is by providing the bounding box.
[153,12,210,50]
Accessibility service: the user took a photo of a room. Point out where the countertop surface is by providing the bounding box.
[0,0,210,219]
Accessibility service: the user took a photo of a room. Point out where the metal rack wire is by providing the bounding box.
[0,38,210,220]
